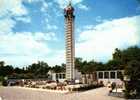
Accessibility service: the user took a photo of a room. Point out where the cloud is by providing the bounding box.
[34,32,58,41]
[0,0,29,33]
[0,33,50,56]
[0,0,61,67]
[0,18,16,34]
[16,16,31,23]
[55,0,83,9]
[41,4,48,12]
[44,50,65,66]
[25,0,40,3]
[0,32,59,66]
[76,15,140,62]
[0,0,28,17]
[95,16,102,22]
[77,4,89,11]
[83,25,94,30]
[46,24,58,30]
[40,1,49,12]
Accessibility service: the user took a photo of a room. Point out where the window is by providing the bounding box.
[104,72,109,78]
[62,74,65,79]
[99,72,103,79]
[56,74,59,79]
[110,72,115,79]
[59,74,62,79]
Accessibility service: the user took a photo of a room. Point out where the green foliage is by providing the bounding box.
[122,47,140,63]
[72,84,104,91]
[27,61,50,78]
[75,58,103,73]
[0,61,5,67]
[2,80,8,86]
[110,47,140,98]
[95,62,105,71]
[125,60,140,80]
[75,58,83,71]
[113,48,122,60]
[75,46,140,98]
[105,59,123,70]
[113,47,140,98]
[0,76,4,82]
[51,64,66,73]
[14,67,23,74]
[0,64,14,77]
[124,60,140,99]
[0,61,51,79]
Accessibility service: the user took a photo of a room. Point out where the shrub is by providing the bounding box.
[72,84,104,91]
[111,82,116,90]
[124,60,140,99]
[0,76,4,82]
[2,80,8,86]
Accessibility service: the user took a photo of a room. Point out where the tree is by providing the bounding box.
[75,58,83,72]
[105,59,123,70]
[121,46,140,64]
[95,62,105,71]
[80,60,88,74]
[111,46,140,70]
[0,64,14,77]
[87,60,96,73]
[111,47,140,98]
[0,61,5,67]
[113,48,122,60]
[51,64,65,73]
[124,60,140,99]
[112,47,140,98]
[14,67,23,74]
[27,61,50,78]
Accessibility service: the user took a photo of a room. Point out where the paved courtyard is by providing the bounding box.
[0,87,124,100]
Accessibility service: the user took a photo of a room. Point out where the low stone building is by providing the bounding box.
[48,70,82,83]
[48,70,124,86]
[96,70,124,86]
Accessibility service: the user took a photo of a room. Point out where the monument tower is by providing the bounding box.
[64,1,75,82]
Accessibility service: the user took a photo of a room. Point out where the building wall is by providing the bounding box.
[51,73,66,83]
[96,70,124,86]
[49,70,123,85]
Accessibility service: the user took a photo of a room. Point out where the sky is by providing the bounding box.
[0,0,140,67]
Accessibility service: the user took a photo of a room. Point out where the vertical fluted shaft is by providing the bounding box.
[64,8,75,82]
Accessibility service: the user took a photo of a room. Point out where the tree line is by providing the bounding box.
[0,46,140,79]
[0,61,66,80]
[0,46,140,80]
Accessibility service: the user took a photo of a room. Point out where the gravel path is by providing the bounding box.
[0,87,124,100]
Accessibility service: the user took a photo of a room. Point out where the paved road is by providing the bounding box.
[0,87,124,100]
